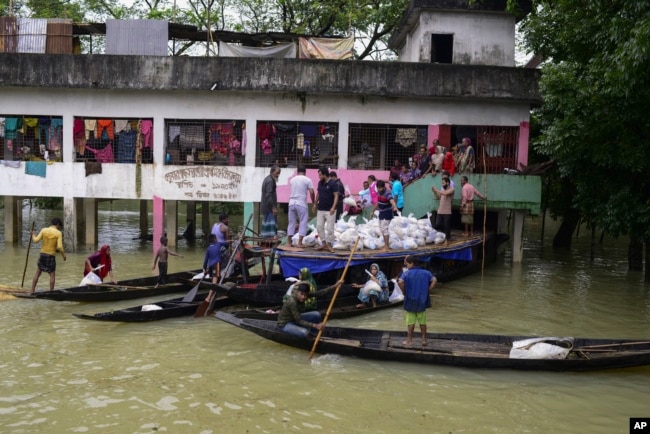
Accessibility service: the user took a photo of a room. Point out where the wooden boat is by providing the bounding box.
[224,231,508,306]
[215,312,650,371]
[72,292,235,322]
[228,295,403,321]
[223,282,359,306]
[14,269,202,302]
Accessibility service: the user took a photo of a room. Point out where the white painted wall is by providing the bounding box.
[400,11,516,66]
[0,86,529,203]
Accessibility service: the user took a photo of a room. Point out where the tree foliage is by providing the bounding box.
[521,0,650,241]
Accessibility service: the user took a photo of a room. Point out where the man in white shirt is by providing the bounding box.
[287,166,315,248]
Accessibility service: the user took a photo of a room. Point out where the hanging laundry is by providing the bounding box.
[117,130,137,163]
[140,119,153,148]
[299,125,318,137]
[84,119,97,140]
[85,142,114,163]
[261,139,272,155]
[48,118,63,151]
[241,123,247,156]
[114,119,129,133]
[25,161,46,178]
[97,119,114,140]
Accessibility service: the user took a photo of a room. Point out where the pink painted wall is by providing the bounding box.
[518,121,530,170]
[276,168,390,203]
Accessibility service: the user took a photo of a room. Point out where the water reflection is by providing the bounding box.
[1,201,650,432]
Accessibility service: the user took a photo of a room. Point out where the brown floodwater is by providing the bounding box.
[0,201,649,433]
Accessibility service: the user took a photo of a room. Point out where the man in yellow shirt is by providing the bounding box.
[30,218,66,294]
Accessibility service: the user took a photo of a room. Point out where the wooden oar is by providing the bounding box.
[309,236,360,360]
[21,222,35,288]
[195,213,253,317]
[182,280,202,303]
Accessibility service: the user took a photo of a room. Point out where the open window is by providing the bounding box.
[431,34,453,64]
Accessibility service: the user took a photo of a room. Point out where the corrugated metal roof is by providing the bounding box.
[46,18,72,54]
[17,18,48,53]
[106,19,168,56]
[0,16,18,53]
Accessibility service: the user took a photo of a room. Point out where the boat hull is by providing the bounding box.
[229,295,403,321]
[15,269,202,302]
[216,312,650,371]
[73,293,234,322]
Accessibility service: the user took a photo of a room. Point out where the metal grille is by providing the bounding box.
[74,117,154,164]
[255,121,339,168]
[1,115,63,161]
[348,123,428,170]
[165,119,245,166]
[475,126,519,174]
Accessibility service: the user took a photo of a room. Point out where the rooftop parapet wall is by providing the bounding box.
[0,53,541,104]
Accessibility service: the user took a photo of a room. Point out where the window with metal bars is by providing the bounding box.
[255,121,339,168]
[73,117,154,164]
[164,119,245,166]
[347,123,428,171]
[1,115,63,162]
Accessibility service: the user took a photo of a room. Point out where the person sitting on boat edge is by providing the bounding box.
[353,263,389,308]
[84,244,116,284]
[277,283,324,338]
[284,267,342,310]
[397,255,437,346]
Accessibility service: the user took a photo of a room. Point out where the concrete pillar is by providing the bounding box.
[165,200,178,247]
[244,117,255,169]
[338,122,349,169]
[242,202,254,236]
[511,210,526,263]
[201,203,210,238]
[139,200,148,239]
[186,201,196,239]
[63,196,77,252]
[3,196,19,243]
[84,198,97,246]
[249,202,259,237]
[496,210,509,234]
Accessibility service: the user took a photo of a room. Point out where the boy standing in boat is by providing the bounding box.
[277,283,324,338]
[374,180,398,252]
[152,236,183,287]
[397,255,437,346]
[30,217,66,294]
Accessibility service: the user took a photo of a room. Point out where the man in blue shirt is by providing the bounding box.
[389,172,404,214]
[397,255,437,346]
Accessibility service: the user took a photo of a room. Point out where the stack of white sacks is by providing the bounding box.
[294,212,447,251]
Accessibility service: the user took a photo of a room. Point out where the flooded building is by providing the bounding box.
[0,0,540,261]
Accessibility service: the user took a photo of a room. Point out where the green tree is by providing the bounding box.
[521,1,650,278]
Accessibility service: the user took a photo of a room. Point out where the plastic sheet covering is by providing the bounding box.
[219,42,296,58]
[298,36,354,59]
[278,255,372,278]
[509,337,574,359]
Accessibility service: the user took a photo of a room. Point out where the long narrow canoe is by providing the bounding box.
[14,269,202,302]
[224,282,359,306]
[215,312,650,372]
[73,293,234,322]
[229,295,403,321]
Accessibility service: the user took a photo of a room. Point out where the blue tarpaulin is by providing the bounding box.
[278,245,473,278]
[279,256,373,277]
